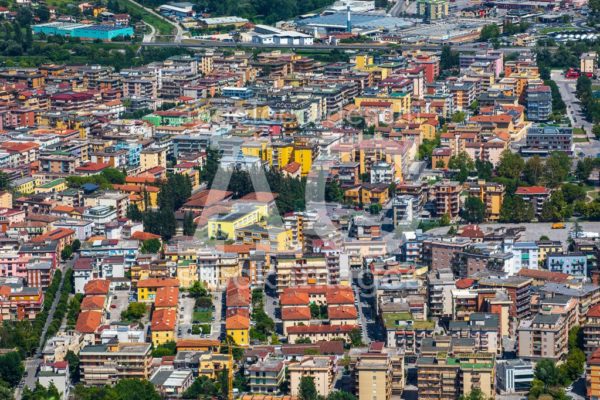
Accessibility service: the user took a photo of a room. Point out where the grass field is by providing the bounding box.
[573,128,587,136]
[118,0,174,36]
[193,310,213,323]
[574,137,589,142]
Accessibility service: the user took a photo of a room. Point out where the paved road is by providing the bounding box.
[142,21,156,43]
[551,69,600,157]
[141,40,534,55]
[428,221,600,243]
[127,0,183,42]
[15,264,71,399]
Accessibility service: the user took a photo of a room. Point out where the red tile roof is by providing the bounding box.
[76,311,102,333]
[287,324,357,334]
[137,278,179,288]
[455,278,475,289]
[154,286,179,308]
[151,308,177,331]
[517,268,570,283]
[327,305,358,320]
[280,291,310,306]
[587,304,600,318]
[515,186,550,195]
[226,313,250,330]
[281,306,311,321]
[84,279,110,295]
[80,295,106,311]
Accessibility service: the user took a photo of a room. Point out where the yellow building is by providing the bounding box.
[537,240,563,263]
[467,180,505,221]
[176,260,198,288]
[34,178,68,194]
[226,314,250,346]
[235,224,293,251]
[198,353,233,379]
[207,204,269,240]
[293,145,313,177]
[13,177,38,194]
[140,147,167,171]
[355,92,411,115]
[0,191,13,208]
[137,278,180,302]
[356,357,392,400]
[360,183,390,206]
[266,142,294,170]
[150,308,176,346]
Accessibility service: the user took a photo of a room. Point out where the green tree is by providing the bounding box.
[325,179,344,203]
[152,341,177,357]
[499,195,534,223]
[451,111,466,123]
[0,171,9,190]
[369,203,382,215]
[183,212,197,236]
[480,24,500,41]
[71,239,81,252]
[298,376,318,400]
[540,190,570,222]
[458,388,485,400]
[0,351,24,387]
[0,382,12,400]
[544,152,571,188]
[127,204,143,221]
[448,151,474,182]
[121,302,147,321]
[140,238,161,254]
[440,213,451,226]
[65,350,80,384]
[440,44,459,70]
[497,150,524,180]
[22,383,60,400]
[113,379,161,400]
[575,157,597,181]
[61,245,73,261]
[182,376,219,399]
[188,281,208,298]
[561,183,587,203]
[523,155,544,186]
[101,168,126,184]
[327,391,357,400]
[475,159,493,181]
[461,196,486,223]
[349,328,363,347]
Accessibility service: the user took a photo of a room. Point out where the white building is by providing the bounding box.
[370,161,395,184]
[496,359,534,394]
[503,239,539,275]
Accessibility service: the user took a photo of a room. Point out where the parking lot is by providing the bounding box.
[107,289,130,323]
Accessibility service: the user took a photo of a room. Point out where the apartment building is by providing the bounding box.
[349,345,404,397]
[432,180,461,220]
[426,268,455,318]
[496,359,534,394]
[517,313,568,362]
[248,358,286,395]
[274,253,336,293]
[356,356,392,400]
[526,85,552,121]
[522,125,573,156]
[79,342,153,386]
[514,186,551,217]
[546,252,587,277]
[588,347,600,400]
[417,352,495,400]
[478,276,532,319]
[466,180,505,221]
[448,313,501,355]
[289,356,335,398]
[584,304,600,355]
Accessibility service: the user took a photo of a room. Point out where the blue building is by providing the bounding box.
[115,141,142,167]
[32,22,134,40]
[222,87,254,99]
[546,252,587,276]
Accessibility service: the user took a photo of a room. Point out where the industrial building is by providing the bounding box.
[32,22,134,40]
